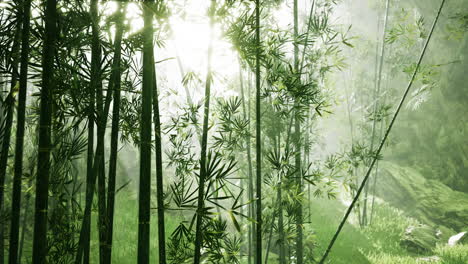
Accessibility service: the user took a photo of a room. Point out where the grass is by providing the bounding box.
[9,191,466,263]
[367,245,468,264]
[299,198,468,264]
[435,244,468,264]
[364,203,468,264]
[89,191,180,263]
[255,198,412,264]
[307,198,373,264]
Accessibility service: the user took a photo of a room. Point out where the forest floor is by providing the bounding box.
[89,193,180,263]
[88,193,468,263]
[298,198,467,264]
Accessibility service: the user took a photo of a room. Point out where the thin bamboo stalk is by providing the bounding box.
[318,1,446,262]
[254,0,262,263]
[9,0,31,262]
[103,3,124,263]
[193,1,216,263]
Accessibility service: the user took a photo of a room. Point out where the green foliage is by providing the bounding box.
[366,253,417,264]
[363,203,420,254]
[367,244,468,264]
[435,244,468,264]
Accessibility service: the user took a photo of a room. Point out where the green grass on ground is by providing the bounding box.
[87,192,466,264]
[90,192,180,263]
[301,198,468,264]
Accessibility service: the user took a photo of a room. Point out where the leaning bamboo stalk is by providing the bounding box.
[318,1,446,262]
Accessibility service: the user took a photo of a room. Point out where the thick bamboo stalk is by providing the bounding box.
[137,0,154,262]
[32,0,58,262]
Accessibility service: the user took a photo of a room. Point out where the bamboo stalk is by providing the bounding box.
[151,30,167,264]
[254,0,262,263]
[0,7,23,263]
[318,1,446,262]
[362,0,390,227]
[104,2,124,263]
[137,0,155,262]
[32,0,58,262]
[193,1,216,263]
[9,0,31,262]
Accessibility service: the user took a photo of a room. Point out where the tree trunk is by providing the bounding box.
[32,0,57,262]
[0,7,23,263]
[277,133,286,264]
[137,0,154,263]
[104,3,124,263]
[254,0,262,263]
[75,0,118,262]
[17,179,32,263]
[82,41,95,264]
[95,4,107,259]
[75,96,112,264]
[293,0,303,263]
[239,64,255,264]
[366,0,390,227]
[83,0,100,261]
[151,40,167,264]
[277,186,286,264]
[193,1,215,263]
[8,0,31,262]
[294,117,303,264]
[0,96,13,264]
[97,149,107,262]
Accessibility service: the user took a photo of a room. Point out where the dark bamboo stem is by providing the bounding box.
[151,33,167,264]
[0,7,23,262]
[254,0,262,263]
[32,0,57,262]
[104,3,124,263]
[193,1,215,263]
[9,0,31,262]
[137,0,154,263]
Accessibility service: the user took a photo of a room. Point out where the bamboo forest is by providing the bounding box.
[1,0,468,263]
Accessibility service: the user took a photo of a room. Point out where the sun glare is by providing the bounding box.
[97,0,316,106]
[101,0,239,105]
